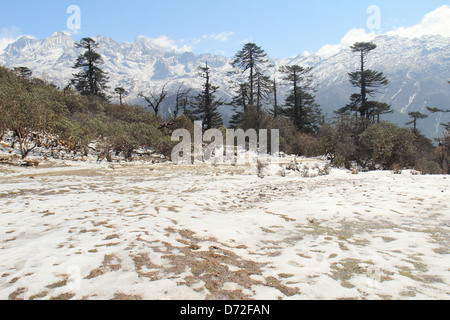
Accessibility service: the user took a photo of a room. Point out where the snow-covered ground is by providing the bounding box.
[0,158,449,300]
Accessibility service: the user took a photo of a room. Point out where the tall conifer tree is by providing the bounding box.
[72,37,109,100]
[191,63,224,130]
[230,43,270,129]
[280,65,322,133]
[348,42,389,118]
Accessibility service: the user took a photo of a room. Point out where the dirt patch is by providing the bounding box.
[329,259,371,288]
[46,277,68,289]
[104,234,120,240]
[112,293,143,300]
[50,293,75,300]
[265,276,300,297]
[397,265,444,284]
[85,254,122,279]
[29,291,48,300]
[161,228,301,299]
[8,287,26,300]
[132,253,161,280]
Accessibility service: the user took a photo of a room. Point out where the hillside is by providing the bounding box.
[1,32,449,138]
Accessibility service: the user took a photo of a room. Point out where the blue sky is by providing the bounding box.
[1,0,449,58]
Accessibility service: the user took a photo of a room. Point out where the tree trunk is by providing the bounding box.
[360,51,367,118]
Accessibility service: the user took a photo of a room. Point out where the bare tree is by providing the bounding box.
[156,84,193,132]
[139,82,169,116]
[173,84,192,119]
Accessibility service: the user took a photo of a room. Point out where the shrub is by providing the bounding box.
[359,121,416,169]
[318,120,359,169]
[435,133,450,174]
[283,132,324,157]
[415,157,442,175]
[332,156,346,168]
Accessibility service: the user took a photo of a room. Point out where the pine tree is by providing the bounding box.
[72,38,109,100]
[231,43,269,107]
[427,80,450,115]
[348,42,389,118]
[230,43,270,128]
[251,70,272,129]
[426,87,450,132]
[336,93,362,120]
[280,65,322,133]
[367,101,393,123]
[114,87,127,105]
[228,82,249,129]
[432,81,450,173]
[427,106,450,113]
[269,78,283,118]
[407,111,428,132]
[14,67,33,80]
[191,63,224,131]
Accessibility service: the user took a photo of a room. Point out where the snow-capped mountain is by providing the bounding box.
[0,32,233,99]
[1,31,449,138]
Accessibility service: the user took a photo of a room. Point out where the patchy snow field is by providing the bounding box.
[0,158,449,300]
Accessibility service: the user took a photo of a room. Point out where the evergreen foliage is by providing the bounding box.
[72,38,109,101]
[230,43,271,129]
[279,65,322,133]
[190,63,224,130]
[114,87,127,105]
[406,111,428,132]
[348,42,389,118]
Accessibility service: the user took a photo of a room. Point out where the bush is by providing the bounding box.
[415,157,442,174]
[359,121,416,169]
[282,132,324,157]
[332,156,346,168]
[318,119,361,169]
[0,65,191,161]
[435,133,450,174]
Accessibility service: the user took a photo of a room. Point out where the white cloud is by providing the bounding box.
[386,5,450,38]
[0,26,22,52]
[136,31,233,54]
[316,28,378,58]
[315,5,450,59]
[137,35,193,52]
[190,37,202,45]
[240,38,253,44]
[211,31,234,42]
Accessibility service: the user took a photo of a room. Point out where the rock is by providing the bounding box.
[23,160,40,167]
